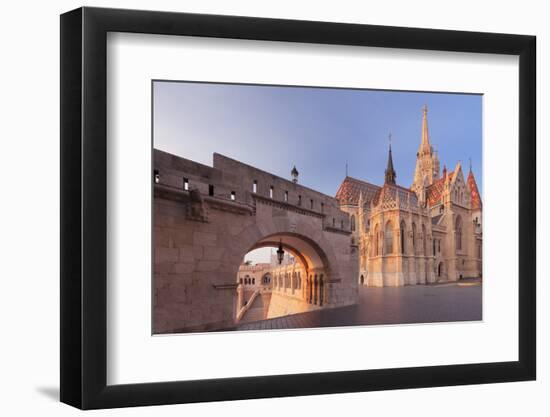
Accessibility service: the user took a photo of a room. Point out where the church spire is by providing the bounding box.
[384,133,396,185]
[412,104,439,191]
[419,104,431,154]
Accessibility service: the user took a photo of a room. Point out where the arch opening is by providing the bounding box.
[235,232,333,322]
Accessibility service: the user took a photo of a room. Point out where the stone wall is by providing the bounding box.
[153,149,358,334]
[267,292,318,318]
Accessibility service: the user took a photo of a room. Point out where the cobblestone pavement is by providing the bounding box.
[234,279,482,331]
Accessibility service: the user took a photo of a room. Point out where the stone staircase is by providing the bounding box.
[240,292,272,323]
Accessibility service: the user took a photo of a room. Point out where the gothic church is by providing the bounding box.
[336,106,482,286]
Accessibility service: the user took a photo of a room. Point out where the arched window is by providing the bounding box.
[350,215,356,231]
[373,224,380,256]
[412,223,417,255]
[455,215,463,251]
[400,221,406,254]
[385,221,393,255]
[422,224,427,256]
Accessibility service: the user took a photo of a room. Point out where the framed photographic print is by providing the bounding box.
[60,6,536,409]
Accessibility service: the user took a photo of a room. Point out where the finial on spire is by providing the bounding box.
[423,104,428,115]
[469,157,472,173]
[345,161,348,177]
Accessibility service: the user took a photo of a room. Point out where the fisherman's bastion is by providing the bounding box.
[153,106,482,333]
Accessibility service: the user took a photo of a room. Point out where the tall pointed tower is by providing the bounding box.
[384,135,397,185]
[412,105,440,193]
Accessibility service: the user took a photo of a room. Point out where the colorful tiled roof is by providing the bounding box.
[426,171,454,207]
[372,183,419,208]
[426,170,482,210]
[467,170,482,210]
[335,176,381,206]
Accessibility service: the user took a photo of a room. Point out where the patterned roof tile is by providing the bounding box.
[467,170,482,210]
[335,176,381,206]
[426,171,454,208]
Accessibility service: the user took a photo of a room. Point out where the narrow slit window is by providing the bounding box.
[209,184,214,196]
[153,169,160,184]
[310,199,314,209]
[269,186,274,199]
[284,191,288,202]
[253,180,257,193]
[321,202,324,213]
[183,177,189,191]
[298,195,302,206]
[231,191,236,201]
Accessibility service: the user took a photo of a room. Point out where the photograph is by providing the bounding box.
[152,81,483,334]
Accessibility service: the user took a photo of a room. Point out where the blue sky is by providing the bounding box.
[153,81,482,263]
[154,81,482,196]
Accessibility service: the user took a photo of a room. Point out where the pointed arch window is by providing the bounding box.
[455,215,463,251]
[400,221,406,254]
[373,224,379,256]
[412,223,417,255]
[385,221,393,255]
[351,215,356,231]
[422,224,427,255]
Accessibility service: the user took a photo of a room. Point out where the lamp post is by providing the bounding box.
[277,239,285,265]
[291,166,299,183]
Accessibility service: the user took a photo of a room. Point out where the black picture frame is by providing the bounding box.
[60,6,536,410]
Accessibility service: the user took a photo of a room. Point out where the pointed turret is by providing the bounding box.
[419,104,431,154]
[412,105,440,191]
[384,135,396,185]
[467,168,482,210]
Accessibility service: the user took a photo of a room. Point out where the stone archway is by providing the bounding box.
[261,272,272,286]
[153,149,359,334]
[154,197,358,333]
